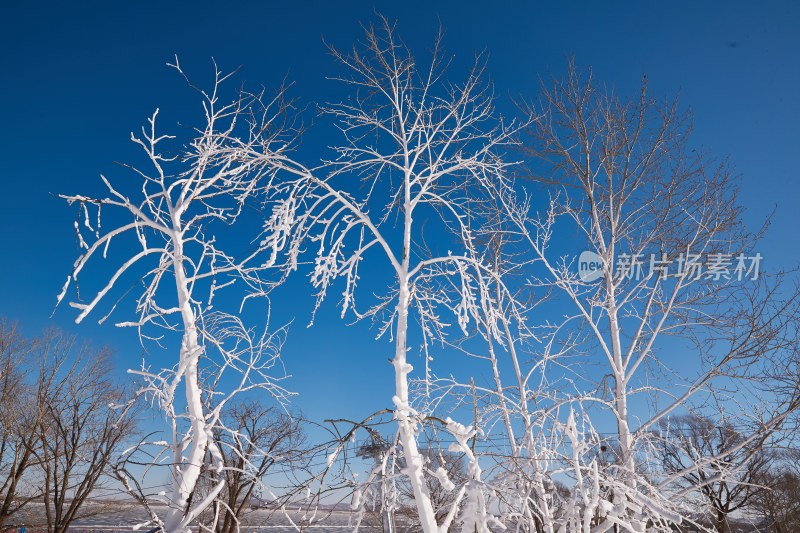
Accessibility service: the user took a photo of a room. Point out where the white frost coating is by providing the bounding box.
[461,65,791,533]
[52,18,769,533]
[630,491,683,525]
[445,417,475,454]
[327,451,338,468]
[55,276,71,306]
[433,466,455,492]
[350,488,362,510]
[56,59,305,533]
[277,20,521,533]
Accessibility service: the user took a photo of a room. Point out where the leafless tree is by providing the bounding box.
[57,60,308,532]
[658,414,771,533]
[748,450,800,533]
[197,400,305,533]
[0,323,137,532]
[34,331,138,533]
[431,60,800,532]
[0,319,42,531]
[274,17,520,533]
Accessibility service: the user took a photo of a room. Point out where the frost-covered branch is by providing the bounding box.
[57,60,307,533]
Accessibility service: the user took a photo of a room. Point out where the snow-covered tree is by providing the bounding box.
[276,18,520,533]
[56,60,306,533]
[469,61,800,532]
[416,60,800,533]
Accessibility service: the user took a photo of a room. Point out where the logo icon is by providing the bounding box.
[578,251,605,282]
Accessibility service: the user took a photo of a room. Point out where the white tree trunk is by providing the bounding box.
[164,245,211,533]
[393,275,439,533]
[608,304,634,488]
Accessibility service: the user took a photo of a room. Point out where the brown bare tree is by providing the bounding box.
[658,414,771,533]
[194,400,305,533]
[746,450,800,533]
[0,323,137,532]
[35,330,137,533]
[0,319,43,532]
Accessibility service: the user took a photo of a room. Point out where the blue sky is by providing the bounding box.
[1,0,799,431]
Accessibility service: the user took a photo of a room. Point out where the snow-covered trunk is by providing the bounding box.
[607,303,634,487]
[164,235,211,533]
[394,270,438,533]
[392,153,438,533]
[378,452,395,533]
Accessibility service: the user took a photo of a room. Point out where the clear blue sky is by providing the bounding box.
[1,0,798,428]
